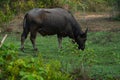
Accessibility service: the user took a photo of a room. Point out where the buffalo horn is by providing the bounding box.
[85,27,88,34]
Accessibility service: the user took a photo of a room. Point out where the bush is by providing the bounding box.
[58,41,96,79]
[0,0,113,25]
[0,44,72,80]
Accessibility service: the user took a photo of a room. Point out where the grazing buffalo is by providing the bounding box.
[20,8,88,51]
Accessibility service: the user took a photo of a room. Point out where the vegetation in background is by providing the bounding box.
[0,0,120,27]
[111,0,120,20]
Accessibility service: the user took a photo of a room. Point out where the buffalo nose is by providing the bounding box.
[78,46,84,51]
[81,48,84,51]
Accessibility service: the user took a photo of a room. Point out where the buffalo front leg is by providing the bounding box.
[21,30,29,51]
[30,31,38,51]
[57,35,62,49]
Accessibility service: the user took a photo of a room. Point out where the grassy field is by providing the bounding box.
[0,30,120,79]
[0,13,120,79]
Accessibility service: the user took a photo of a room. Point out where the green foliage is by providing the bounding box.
[85,0,108,12]
[106,0,120,20]
[59,41,96,66]
[6,57,46,80]
[0,43,18,79]
[0,0,45,26]
[45,60,72,80]
[0,43,72,80]
[0,5,13,26]
[0,0,120,27]
[58,41,96,79]
[0,0,118,26]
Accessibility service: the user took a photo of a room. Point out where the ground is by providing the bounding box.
[0,12,120,80]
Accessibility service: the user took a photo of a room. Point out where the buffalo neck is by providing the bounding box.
[71,19,83,39]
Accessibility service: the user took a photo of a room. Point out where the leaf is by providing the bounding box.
[19,71,26,76]
[21,74,36,80]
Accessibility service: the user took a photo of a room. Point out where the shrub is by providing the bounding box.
[58,41,96,79]
[0,43,72,80]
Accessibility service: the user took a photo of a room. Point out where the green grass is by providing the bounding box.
[87,31,120,79]
[0,31,120,79]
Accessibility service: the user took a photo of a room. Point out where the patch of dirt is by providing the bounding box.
[75,13,120,32]
[4,13,120,33]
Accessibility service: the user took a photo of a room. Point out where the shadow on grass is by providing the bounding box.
[18,48,40,57]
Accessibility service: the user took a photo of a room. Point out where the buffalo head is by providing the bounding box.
[76,27,88,50]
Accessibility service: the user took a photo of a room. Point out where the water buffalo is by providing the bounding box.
[21,8,88,51]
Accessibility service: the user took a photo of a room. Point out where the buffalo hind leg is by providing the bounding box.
[57,35,62,49]
[30,31,38,51]
[21,29,29,51]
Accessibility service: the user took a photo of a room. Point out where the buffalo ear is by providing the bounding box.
[85,27,88,34]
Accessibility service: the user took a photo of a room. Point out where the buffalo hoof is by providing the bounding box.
[34,48,38,51]
[20,48,24,52]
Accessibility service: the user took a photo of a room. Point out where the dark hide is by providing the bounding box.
[21,8,88,51]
